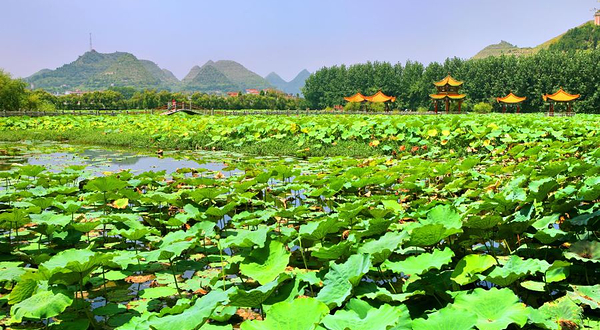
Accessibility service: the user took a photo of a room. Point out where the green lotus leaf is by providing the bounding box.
[322,300,404,330]
[579,176,600,201]
[71,221,101,233]
[485,255,546,286]
[383,247,454,277]
[354,282,424,303]
[317,254,371,308]
[205,202,237,218]
[564,240,600,263]
[536,296,583,329]
[53,200,83,214]
[229,274,290,307]
[174,204,202,223]
[210,305,238,322]
[311,241,352,260]
[222,226,269,249]
[521,281,546,292]
[407,205,462,246]
[139,286,178,299]
[451,254,496,285]
[567,285,600,309]
[239,240,290,285]
[0,265,26,283]
[412,306,478,330]
[201,324,233,330]
[240,297,329,330]
[40,249,111,276]
[10,288,73,323]
[463,214,502,230]
[299,216,340,241]
[545,260,570,283]
[452,287,528,330]
[30,212,71,230]
[358,231,408,264]
[531,227,567,244]
[84,176,128,192]
[0,209,31,227]
[568,209,600,226]
[147,290,229,330]
[528,177,558,201]
[18,164,45,178]
[8,272,39,305]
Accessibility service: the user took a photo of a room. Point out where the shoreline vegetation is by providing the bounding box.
[0,113,597,158]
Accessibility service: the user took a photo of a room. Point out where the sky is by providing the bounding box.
[0,0,596,81]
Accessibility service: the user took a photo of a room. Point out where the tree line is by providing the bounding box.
[302,49,600,113]
[0,71,307,111]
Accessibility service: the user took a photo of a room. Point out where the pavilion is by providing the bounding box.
[430,74,466,114]
[365,91,396,111]
[344,91,397,111]
[496,92,526,113]
[543,88,580,116]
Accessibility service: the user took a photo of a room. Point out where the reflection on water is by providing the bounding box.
[0,142,242,175]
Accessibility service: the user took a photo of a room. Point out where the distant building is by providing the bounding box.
[245,89,260,95]
[65,89,85,96]
[227,92,239,97]
[596,11,600,26]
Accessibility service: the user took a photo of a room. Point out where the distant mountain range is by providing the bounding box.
[473,21,599,59]
[265,69,311,95]
[26,51,310,95]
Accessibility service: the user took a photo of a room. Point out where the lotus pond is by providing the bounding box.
[0,115,599,330]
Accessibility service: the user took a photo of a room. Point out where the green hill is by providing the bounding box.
[286,69,310,95]
[210,60,271,90]
[140,60,179,86]
[181,60,272,92]
[26,50,172,93]
[265,72,288,91]
[85,53,160,90]
[472,21,597,59]
[265,69,310,95]
[182,64,238,92]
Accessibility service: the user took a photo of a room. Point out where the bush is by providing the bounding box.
[417,106,429,113]
[344,102,362,111]
[473,102,493,114]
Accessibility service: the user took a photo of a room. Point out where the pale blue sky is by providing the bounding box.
[0,0,596,80]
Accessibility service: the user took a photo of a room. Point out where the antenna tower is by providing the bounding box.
[89,33,93,51]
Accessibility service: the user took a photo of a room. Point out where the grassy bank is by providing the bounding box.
[0,113,598,158]
[0,129,383,157]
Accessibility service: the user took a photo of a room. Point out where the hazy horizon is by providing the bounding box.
[0,0,596,81]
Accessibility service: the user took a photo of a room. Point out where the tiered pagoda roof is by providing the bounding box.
[365,91,396,103]
[343,92,366,103]
[430,74,466,100]
[543,88,580,102]
[433,75,464,87]
[497,92,526,104]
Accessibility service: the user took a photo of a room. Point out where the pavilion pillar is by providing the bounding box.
[434,100,438,114]
[549,102,554,116]
[517,105,520,114]
[445,98,449,114]
[502,104,506,114]
[458,100,462,114]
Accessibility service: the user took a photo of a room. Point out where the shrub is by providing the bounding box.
[473,102,493,114]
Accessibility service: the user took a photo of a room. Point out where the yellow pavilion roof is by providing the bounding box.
[433,74,463,87]
[344,92,366,103]
[497,93,526,104]
[430,93,466,100]
[543,88,580,102]
[365,91,396,103]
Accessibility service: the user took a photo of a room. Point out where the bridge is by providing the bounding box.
[157,102,204,116]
